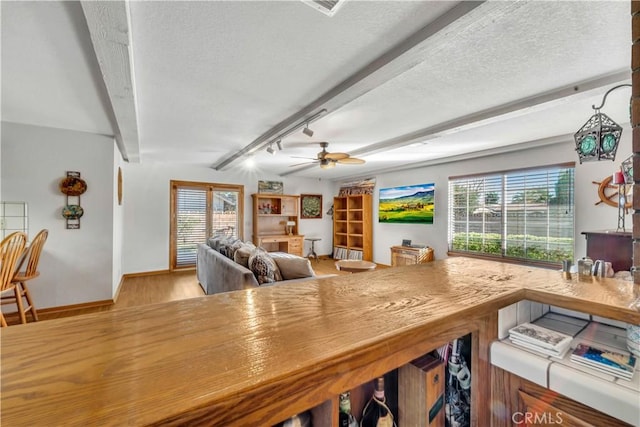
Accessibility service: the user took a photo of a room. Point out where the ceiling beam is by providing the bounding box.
[81,0,140,163]
[280,70,630,177]
[213,0,491,171]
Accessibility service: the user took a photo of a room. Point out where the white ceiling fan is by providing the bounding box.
[290,142,365,169]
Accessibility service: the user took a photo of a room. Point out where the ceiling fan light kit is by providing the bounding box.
[320,159,336,169]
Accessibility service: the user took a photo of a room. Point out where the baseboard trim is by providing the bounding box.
[113,275,125,303]
[122,269,171,279]
[38,299,114,315]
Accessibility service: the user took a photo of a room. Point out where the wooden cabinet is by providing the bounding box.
[492,367,631,427]
[581,230,631,272]
[518,391,594,427]
[252,194,303,255]
[390,246,434,267]
[333,194,372,261]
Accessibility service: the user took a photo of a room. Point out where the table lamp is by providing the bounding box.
[286,221,295,235]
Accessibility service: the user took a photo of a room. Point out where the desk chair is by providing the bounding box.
[0,232,27,327]
[3,229,48,324]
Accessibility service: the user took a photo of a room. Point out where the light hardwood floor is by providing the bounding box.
[11,257,360,323]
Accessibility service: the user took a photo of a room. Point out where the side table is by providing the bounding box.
[305,237,321,263]
[390,245,434,267]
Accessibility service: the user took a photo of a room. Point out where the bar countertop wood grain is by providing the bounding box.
[2,258,639,426]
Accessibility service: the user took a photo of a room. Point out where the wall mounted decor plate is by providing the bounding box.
[62,204,84,220]
[59,176,87,196]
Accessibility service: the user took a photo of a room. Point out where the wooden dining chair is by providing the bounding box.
[2,229,48,324]
[0,232,27,327]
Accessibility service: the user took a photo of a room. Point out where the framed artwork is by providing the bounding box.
[300,194,323,219]
[379,183,435,224]
[258,180,283,194]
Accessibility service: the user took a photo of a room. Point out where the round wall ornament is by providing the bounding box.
[59,176,87,196]
[117,167,123,205]
[62,204,84,220]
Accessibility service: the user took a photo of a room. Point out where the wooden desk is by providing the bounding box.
[2,259,639,426]
[255,234,304,256]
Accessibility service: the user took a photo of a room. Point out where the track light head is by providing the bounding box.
[266,143,275,155]
[276,140,283,151]
[303,124,314,137]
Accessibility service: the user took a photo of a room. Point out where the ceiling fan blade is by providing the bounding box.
[290,156,317,160]
[325,152,349,160]
[289,160,318,167]
[337,157,365,164]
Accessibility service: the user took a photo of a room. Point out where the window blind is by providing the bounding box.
[176,187,207,267]
[448,164,574,265]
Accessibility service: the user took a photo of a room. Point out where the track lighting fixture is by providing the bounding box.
[303,123,314,137]
[243,109,326,163]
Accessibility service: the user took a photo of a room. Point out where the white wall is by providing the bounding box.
[121,163,335,274]
[1,122,116,308]
[365,133,632,265]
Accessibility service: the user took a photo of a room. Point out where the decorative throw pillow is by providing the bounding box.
[207,236,222,250]
[248,248,283,284]
[271,254,315,280]
[227,239,244,260]
[233,242,257,268]
[218,237,238,258]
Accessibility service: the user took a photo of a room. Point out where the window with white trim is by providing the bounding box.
[448,163,574,266]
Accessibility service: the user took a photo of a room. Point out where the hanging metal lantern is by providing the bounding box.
[574,84,631,164]
[574,111,622,163]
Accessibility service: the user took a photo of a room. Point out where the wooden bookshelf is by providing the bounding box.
[333,194,372,261]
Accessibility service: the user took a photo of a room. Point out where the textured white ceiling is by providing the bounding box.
[1,1,116,135]
[1,1,633,180]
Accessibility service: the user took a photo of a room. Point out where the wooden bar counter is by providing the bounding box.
[2,258,639,426]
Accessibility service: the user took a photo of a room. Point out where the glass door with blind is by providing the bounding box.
[170,181,244,269]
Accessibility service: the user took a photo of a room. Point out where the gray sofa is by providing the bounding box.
[197,243,330,295]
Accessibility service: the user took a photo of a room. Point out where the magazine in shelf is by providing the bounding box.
[570,343,636,379]
[509,338,571,358]
[508,323,573,351]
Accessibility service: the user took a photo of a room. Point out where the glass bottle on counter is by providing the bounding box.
[339,391,358,427]
[360,377,396,427]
